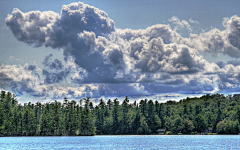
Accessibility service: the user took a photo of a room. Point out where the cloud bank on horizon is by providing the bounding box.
[2,1,240,102]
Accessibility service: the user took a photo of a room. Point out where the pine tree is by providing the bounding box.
[79,97,95,135]
[122,96,130,134]
[137,115,150,134]
[112,98,119,134]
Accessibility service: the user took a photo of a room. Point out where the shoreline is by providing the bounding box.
[1,134,240,137]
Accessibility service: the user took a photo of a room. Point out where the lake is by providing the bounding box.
[0,135,239,149]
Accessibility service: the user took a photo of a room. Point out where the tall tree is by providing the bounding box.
[112,98,119,134]
[122,96,130,134]
[79,97,95,135]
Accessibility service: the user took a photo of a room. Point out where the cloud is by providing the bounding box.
[189,18,199,24]
[227,60,240,66]
[223,15,240,50]
[169,16,192,31]
[5,8,59,47]
[0,63,93,99]
[5,2,115,48]
[4,1,240,102]
[185,15,240,58]
[0,63,42,95]
[42,54,63,70]
[133,38,205,74]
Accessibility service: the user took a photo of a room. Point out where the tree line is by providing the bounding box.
[0,91,240,136]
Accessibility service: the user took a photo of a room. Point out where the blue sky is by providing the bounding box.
[1,0,240,103]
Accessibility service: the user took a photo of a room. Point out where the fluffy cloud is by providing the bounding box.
[5,8,59,47]
[186,15,240,58]
[4,1,240,102]
[223,15,240,50]
[0,63,43,95]
[169,16,192,31]
[5,2,114,48]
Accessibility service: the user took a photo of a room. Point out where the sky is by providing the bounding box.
[1,0,240,104]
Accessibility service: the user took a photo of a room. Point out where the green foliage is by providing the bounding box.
[1,91,240,136]
[137,116,150,134]
[194,114,207,133]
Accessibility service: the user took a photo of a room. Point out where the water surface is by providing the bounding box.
[0,135,239,149]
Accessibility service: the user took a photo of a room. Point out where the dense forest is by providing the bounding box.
[0,90,240,136]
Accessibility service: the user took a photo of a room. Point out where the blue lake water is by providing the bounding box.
[0,135,240,149]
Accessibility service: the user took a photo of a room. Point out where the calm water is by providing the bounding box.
[0,135,240,150]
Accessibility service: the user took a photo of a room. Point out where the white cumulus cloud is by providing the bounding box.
[4,1,240,102]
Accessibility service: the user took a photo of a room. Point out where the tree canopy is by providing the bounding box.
[0,91,240,136]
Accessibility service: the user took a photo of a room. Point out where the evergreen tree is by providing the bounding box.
[194,114,206,133]
[137,115,150,134]
[131,107,141,133]
[79,97,95,135]
[107,99,113,110]
[1,90,240,136]
[112,98,119,134]
[122,96,130,134]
